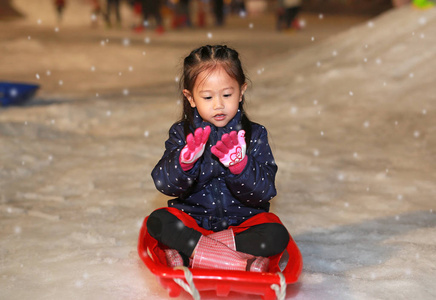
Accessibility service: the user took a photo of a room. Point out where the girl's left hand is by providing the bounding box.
[211,130,247,174]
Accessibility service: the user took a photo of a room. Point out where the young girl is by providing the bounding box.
[147,45,289,272]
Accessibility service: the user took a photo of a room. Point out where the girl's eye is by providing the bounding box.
[223,94,232,98]
[203,96,212,100]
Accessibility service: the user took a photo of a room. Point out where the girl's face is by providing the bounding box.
[183,65,247,128]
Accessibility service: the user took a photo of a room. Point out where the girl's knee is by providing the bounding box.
[269,223,290,253]
[236,222,289,257]
[147,209,173,238]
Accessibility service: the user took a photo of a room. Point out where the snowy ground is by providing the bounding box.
[1,1,435,299]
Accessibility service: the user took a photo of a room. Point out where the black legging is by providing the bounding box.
[147,209,289,263]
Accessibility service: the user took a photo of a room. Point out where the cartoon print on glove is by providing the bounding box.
[229,146,243,165]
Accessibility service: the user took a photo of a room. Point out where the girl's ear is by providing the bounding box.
[239,83,248,102]
[183,89,196,107]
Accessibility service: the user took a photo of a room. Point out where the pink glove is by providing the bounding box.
[211,130,247,174]
[180,126,211,171]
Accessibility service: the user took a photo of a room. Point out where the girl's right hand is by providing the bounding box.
[179,126,211,171]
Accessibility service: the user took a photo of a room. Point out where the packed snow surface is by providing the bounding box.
[1,1,435,299]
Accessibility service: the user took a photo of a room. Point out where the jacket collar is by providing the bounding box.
[192,108,243,136]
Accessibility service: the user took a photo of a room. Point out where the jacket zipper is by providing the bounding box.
[210,129,224,220]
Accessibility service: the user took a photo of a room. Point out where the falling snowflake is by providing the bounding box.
[207,32,213,39]
[418,17,427,25]
[176,221,185,230]
[75,280,84,288]
[10,88,18,97]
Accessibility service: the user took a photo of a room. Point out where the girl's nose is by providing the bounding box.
[213,97,224,109]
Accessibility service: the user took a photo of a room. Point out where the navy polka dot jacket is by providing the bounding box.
[152,110,278,232]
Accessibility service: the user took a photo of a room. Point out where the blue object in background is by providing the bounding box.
[0,82,40,107]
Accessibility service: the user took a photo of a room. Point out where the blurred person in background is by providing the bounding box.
[139,0,165,33]
[104,0,121,28]
[276,0,302,32]
[197,0,207,27]
[54,0,66,22]
[213,0,225,26]
[90,0,102,27]
[172,0,193,28]
[231,0,246,16]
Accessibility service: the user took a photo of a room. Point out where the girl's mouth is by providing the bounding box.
[214,114,226,121]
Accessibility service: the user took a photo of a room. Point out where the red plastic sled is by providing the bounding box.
[138,211,303,300]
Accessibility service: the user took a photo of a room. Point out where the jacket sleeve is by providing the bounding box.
[225,125,278,208]
[151,122,199,197]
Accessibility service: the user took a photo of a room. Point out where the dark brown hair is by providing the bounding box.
[179,45,252,144]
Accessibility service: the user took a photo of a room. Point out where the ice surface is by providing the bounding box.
[1,1,435,299]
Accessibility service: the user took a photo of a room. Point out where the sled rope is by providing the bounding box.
[173,266,200,300]
[270,272,286,300]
